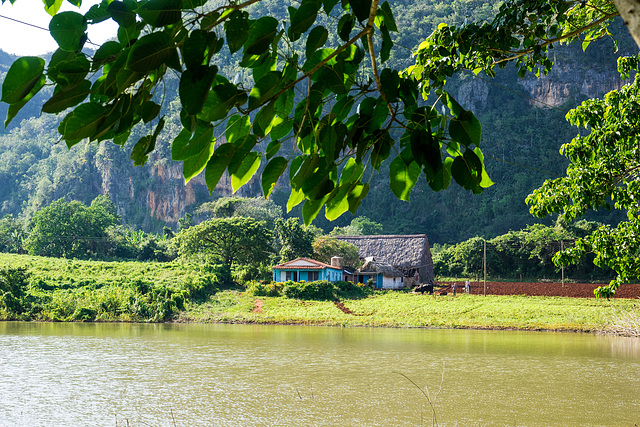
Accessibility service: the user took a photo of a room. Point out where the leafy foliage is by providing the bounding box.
[24,195,120,259]
[312,235,361,268]
[0,252,220,321]
[527,56,640,297]
[433,221,613,281]
[175,216,273,278]
[1,0,494,227]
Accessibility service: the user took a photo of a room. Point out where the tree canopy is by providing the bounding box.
[176,216,273,273]
[24,195,120,258]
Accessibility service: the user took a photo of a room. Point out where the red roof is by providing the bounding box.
[272,257,340,270]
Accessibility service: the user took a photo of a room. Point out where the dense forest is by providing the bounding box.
[0,0,631,244]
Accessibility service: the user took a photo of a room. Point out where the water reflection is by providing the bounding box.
[0,322,638,426]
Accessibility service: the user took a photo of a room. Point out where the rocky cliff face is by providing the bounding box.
[456,50,626,111]
[96,141,263,230]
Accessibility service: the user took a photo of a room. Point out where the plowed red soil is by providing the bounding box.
[437,281,640,299]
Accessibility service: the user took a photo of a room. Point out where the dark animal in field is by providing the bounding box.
[414,284,434,294]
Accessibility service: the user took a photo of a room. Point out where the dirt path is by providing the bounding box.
[252,299,263,313]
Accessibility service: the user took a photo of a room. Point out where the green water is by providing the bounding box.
[0,322,638,426]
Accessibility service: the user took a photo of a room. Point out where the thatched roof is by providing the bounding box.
[336,234,434,283]
[359,258,403,277]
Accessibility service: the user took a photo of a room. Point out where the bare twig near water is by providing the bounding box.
[394,364,445,427]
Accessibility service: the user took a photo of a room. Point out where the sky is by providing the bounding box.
[0,0,117,56]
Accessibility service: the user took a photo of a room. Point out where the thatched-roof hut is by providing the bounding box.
[335,234,434,285]
[358,257,405,289]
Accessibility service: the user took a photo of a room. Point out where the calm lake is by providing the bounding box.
[0,322,639,426]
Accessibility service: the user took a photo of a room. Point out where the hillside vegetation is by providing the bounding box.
[0,0,630,244]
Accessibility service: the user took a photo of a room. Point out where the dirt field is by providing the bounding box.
[437,281,640,299]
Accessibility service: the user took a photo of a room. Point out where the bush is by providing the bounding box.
[0,267,30,315]
[283,280,337,300]
[245,281,283,297]
[334,280,371,299]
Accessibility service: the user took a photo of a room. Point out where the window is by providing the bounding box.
[308,271,319,281]
[285,271,298,281]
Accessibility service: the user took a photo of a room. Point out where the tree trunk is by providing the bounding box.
[614,0,640,49]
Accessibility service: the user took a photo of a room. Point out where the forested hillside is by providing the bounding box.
[0,0,630,243]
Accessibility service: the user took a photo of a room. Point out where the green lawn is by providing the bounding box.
[178,289,637,332]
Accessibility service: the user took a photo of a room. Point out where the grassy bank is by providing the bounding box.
[178,290,637,332]
[1,254,637,332]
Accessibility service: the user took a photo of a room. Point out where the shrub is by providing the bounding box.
[283,280,336,300]
[0,267,30,315]
[334,280,371,299]
[245,281,283,297]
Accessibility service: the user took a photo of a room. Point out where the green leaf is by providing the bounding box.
[130,135,153,166]
[42,80,92,114]
[199,77,245,122]
[266,140,281,159]
[179,66,218,115]
[43,0,63,16]
[49,11,87,52]
[225,114,252,144]
[183,135,216,183]
[302,196,329,226]
[231,152,261,192]
[141,101,161,123]
[108,1,137,27]
[4,74,45,128]
[171,123,214,161]
[85,2,111,24]
[271,117,293,140]
[389,151,421,201]
[225,10,249,54]
[337,14,355,42]
[138,0,182,27]
[289,0,321,41]
[205,144,235,193]
[348,182,369,214]
[59,103,107,141]
[426,156,453,192]
[248,71,281,110]
[323,0,340,13]
[262,156,288,197]
[380,25,392,63]
[449,110,482,147]
[376,2,397,31]
[474,147,493,188]
[254,101,283,138]
[92,41,122,71]
[182,30,218,70]
[48,50,90,87]
[451,149,483,192]
[245,16,278,56]
[126,32,177,73]
[287,188,305,212]
[350,0,371,22]
[1,57,45,104]
[306,26,328,59]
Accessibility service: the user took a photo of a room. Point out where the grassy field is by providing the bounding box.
[1,253,637,332]
[178,290,638,332]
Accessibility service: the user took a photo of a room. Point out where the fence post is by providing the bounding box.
[561,240,564,288]
[483,240,487,297]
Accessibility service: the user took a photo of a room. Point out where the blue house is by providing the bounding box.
[272,257,343,283]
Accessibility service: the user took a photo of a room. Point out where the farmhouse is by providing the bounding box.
[353,257,405,289]
[272,257,343,283]
[335,234,434,285]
